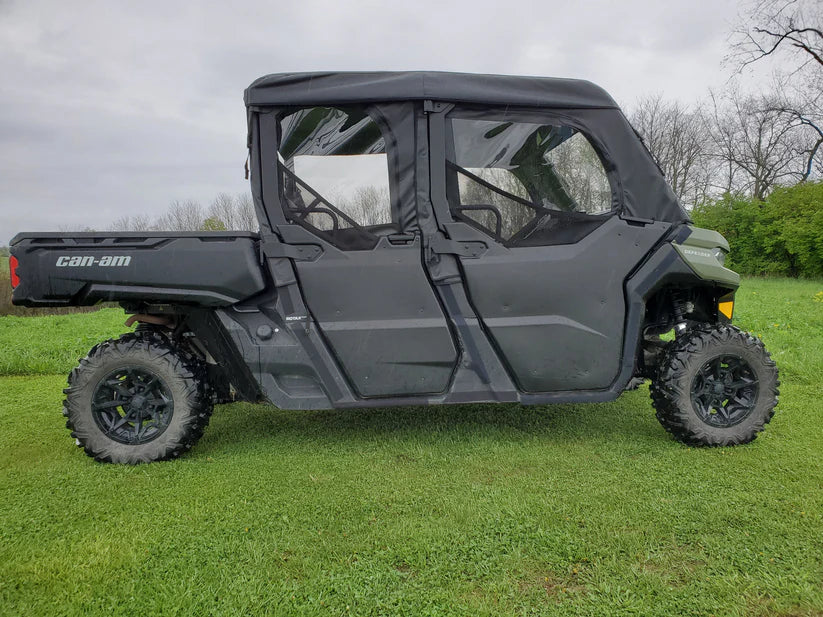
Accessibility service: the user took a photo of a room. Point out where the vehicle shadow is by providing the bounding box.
[196,388,669,455]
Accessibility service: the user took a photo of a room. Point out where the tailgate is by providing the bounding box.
[9,231,266,307]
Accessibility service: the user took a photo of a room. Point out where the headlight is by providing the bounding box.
[711,247,726,266]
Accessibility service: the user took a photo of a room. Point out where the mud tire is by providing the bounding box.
[63,332,213,464]
[650,324,779,446]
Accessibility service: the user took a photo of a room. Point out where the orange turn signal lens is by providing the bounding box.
[718,300,734,320]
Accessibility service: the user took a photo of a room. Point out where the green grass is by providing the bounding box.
[0,308,127,375]
[733,278,823,386]
[0,278,822,616]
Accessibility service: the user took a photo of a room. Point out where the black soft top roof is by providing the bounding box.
[245,71,618,109]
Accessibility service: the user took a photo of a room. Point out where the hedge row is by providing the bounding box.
[691,181,823,278]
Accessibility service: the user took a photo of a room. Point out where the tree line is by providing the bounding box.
[628,86,821,208]
[636,0,822,278]
[108,192,258,233]
[628,0,821,207]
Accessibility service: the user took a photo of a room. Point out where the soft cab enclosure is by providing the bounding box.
[244,71,689,231]
[232,71,701,408]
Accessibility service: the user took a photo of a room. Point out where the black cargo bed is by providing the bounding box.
[10,231,266,307]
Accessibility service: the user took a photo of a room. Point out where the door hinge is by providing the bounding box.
[423,100,451,114]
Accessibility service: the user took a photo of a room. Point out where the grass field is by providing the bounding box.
[0,277,821,616]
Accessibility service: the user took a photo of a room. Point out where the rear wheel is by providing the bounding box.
[63,332,213,464]
[650,324,779,446]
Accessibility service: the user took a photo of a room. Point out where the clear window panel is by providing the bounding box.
[278,107,396,250]
[447,117,614,245]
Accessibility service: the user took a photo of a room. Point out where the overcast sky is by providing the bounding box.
[0,0,764,244]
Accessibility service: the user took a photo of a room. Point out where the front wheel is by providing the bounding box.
[63,332,213,464]
[650,324,779,446]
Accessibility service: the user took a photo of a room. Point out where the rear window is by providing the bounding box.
[278,107,397,250]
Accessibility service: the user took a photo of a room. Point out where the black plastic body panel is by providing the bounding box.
[450,216,670,391]
[278,226,458,398]
[10,232,266,307]
[198,232,709,410]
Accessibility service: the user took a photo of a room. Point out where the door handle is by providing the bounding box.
[264,242,323,261]
[427,235,487,259]
[387,233,417,245]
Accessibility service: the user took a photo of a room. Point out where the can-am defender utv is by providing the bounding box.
[9,71,779,464]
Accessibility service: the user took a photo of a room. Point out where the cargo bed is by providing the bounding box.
[9,231,266,307]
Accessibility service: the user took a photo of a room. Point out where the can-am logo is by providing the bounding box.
[55,255,132,267]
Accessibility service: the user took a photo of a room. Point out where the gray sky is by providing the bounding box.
[0,0,755,244]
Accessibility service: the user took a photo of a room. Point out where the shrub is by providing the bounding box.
[692,181,823,278]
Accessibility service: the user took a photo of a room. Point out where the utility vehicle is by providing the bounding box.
[9,71,779,463]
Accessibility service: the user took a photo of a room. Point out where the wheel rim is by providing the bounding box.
[91,367,174,445]
[690,354,759,428]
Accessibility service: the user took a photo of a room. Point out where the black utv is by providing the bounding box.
[9,71,779,464]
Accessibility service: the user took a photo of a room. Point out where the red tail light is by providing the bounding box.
[9,255,19,288]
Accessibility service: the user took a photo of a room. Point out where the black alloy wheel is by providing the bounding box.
[91,366,174,445]
[689,355,759,428]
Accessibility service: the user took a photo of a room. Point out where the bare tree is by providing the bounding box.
[234,193,259,231]
[542,132,613,213]
[629,95,713,207]
[57,224,96,232]
[708,88,813,199]
[155,199,204,231]
[205,192,260,231]
[730,0,822,71]
[760,74,823,181]
[336,186,391,227]
[730,0,823,179]
[207,193,237,229]
[110,213,152,232]
[765,102,823,180]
